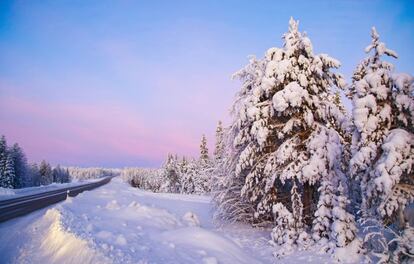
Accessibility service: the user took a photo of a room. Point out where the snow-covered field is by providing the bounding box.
[0,178,335,264]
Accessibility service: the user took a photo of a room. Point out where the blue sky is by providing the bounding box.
[0,0,413,167]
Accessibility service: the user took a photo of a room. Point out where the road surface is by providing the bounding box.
[0,176,114,223]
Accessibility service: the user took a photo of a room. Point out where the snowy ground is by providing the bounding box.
[0,178,336,264]
[0,178,103,200]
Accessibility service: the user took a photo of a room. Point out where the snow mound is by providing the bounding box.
[334,239,364,263]
[203,256,218,264]
[0,187,15,196]
[106,199,121,210]
[158,227,261,264]
[182,211,201,227]
[32,209,110,264]
[124,201,181,229]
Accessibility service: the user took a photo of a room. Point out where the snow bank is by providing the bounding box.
[0,187,15,196]
[0,178,273,263]
[37,209,111,264]
[157,227,261,264]
[0,178,343,263]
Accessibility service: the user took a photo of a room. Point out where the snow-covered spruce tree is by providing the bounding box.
[160,154,181,193]
[2,154,15,189]
[0,135,8,187]
[9,143,27,188]
[330,92,353,199]
[349,28,414,223]
[199,134,209,164]
[349,27,414,263]
[312,180,334,243]
[290,180,311,247]
[178,156,188,176]
[348,27,399,216]
[331,183,358,247]
[197,134,213,193]
[39,160,53,185]
[212,56,265,224]
[235,17,349,229]
[28,163,41,186]
[270,196,310,257]
[291,181,304,232]
[214,121,225,164]
[180,158,196,194]
[270,203,296,255]
[52,165,70,183]
[265,18,350,226]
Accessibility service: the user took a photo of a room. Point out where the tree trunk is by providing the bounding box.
[303,182,314,226]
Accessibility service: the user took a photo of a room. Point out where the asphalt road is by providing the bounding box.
[0,176,114,223]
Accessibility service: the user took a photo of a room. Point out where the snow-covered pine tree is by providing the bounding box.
[161,154,181,193]
[52,165,70,183]
[369,129,414,226]
[192,160,210,194]
[331,183,358,247]
[329,92,352,193]
[0,135,7,187]
[348,27,399,217]
[199,134,209,164]
[232,17,348,230]
[370,73,414,228]
[39,160,53,185]
[290,180,312,247]
[2,154,15,188]
[9,143,27,188]
[214,121,225,164]
[178,156,188,176]
[197,134,213,193]
[212,56,264,224]
[349,27,414,224]
[270,202,297,256]
[180,158,196,194]
[349,28,413,263]
[312,180,334,243]
[28,163,41,186]
[291,181,303,231]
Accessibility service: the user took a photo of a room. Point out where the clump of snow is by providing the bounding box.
[272,82,308,112]
[105,200,121,210]
[334,239,364,264]
[96,230,112,239]
[182,211,201,227]
[115,234,127,246]
[202,256,218,264]
[0,187,15,196]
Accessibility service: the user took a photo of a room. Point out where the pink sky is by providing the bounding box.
[1,1,412,167]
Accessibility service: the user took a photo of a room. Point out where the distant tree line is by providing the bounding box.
[0,135,70,189]
[123,121,225,195]
[66,167,120,181]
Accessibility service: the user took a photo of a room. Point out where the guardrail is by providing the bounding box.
[0,176,113,223]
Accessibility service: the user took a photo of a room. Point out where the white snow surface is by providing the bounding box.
[0,178,340,264]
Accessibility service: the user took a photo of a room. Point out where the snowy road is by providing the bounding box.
[0,178,333,264]
[0,176,113,223]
